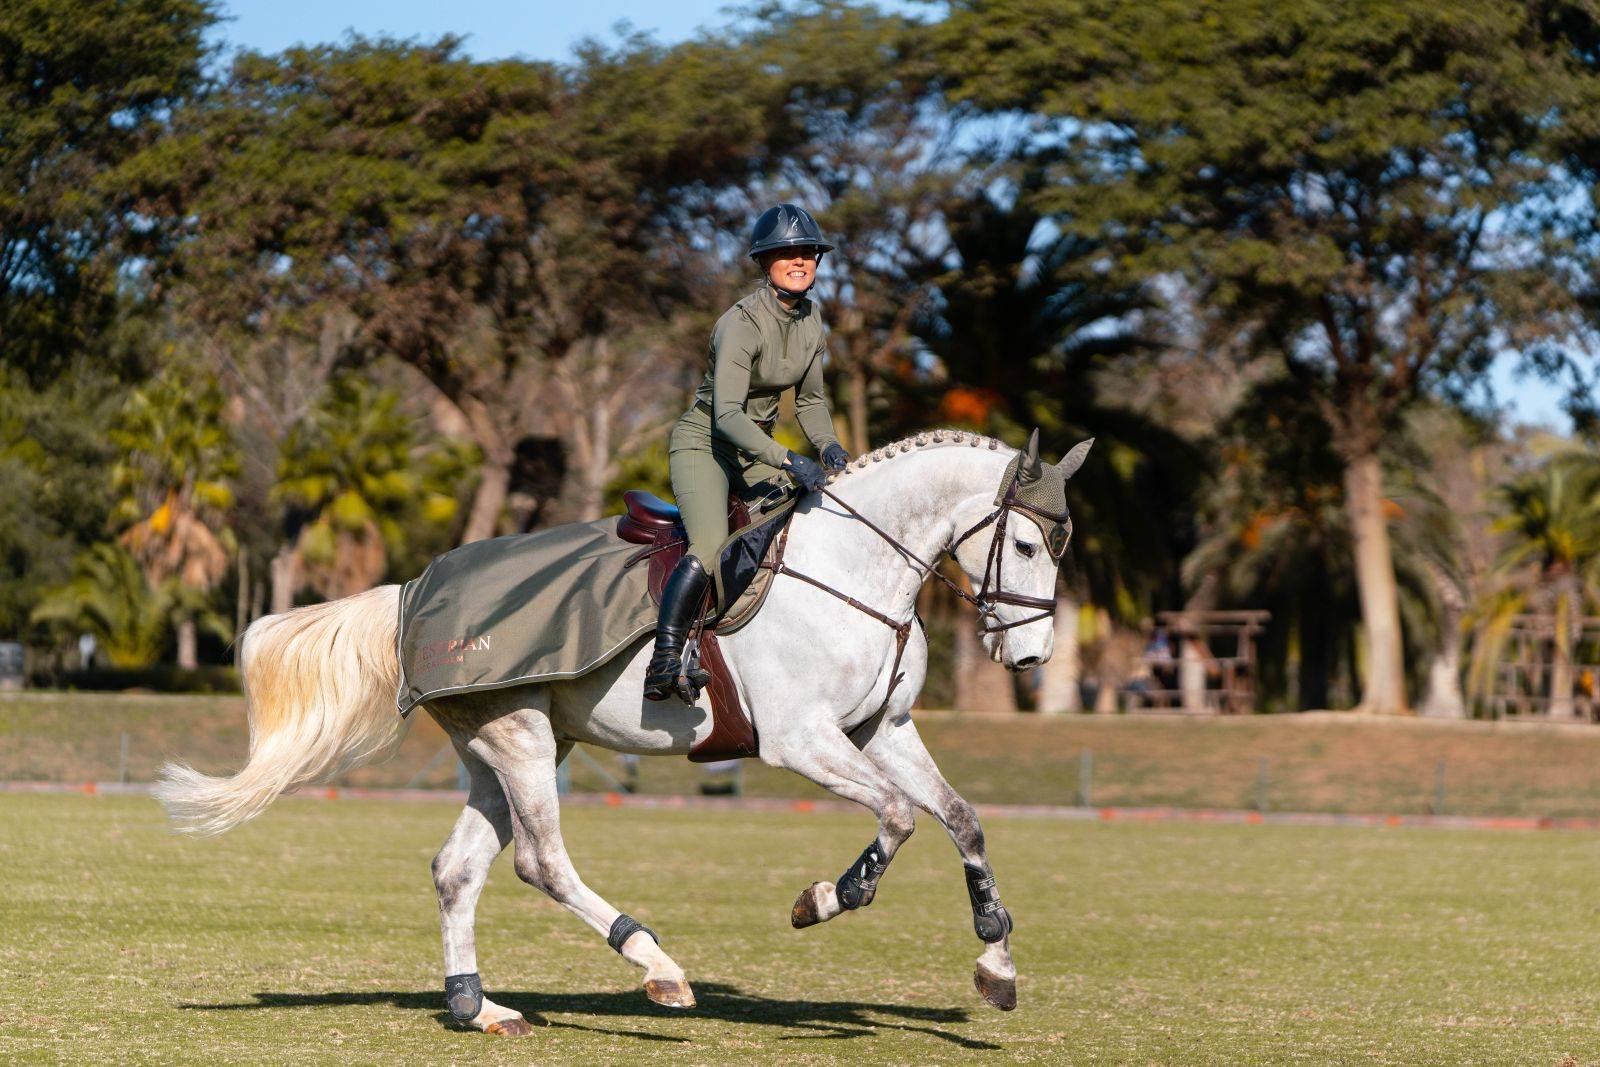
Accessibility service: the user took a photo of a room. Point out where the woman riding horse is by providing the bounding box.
[643,203,851,703]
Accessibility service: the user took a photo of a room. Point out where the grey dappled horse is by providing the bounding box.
[156,428,1090,1035]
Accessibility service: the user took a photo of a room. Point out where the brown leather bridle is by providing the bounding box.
[765,467,1065,706]
[947,475,1070,634]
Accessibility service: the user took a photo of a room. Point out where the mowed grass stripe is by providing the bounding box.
[2,795,1600,1064]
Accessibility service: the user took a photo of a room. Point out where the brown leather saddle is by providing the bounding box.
[617,490,762,762]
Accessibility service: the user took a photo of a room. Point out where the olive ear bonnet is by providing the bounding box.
[995,429,1094,559]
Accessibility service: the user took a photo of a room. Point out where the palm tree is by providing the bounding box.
[30,544,227,669]
[110,369,239,669]
[1187,382,1464,712]
[275,375,463,600]
[1473,454,1600,719]
[916,163,1198,713]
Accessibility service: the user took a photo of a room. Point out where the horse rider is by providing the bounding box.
[642,204,851,703]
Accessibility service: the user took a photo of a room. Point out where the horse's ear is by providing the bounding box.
[1057,437,1094,479]
[1019,428,1043,483]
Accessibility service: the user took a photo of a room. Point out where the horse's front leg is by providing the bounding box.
[859,713,1018,1011]
[761,721,917,929]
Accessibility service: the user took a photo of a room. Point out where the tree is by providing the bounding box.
[109,367,238,667]
[0,370,118,638]
[1403,406,1506,719]
[140,34,806,542]
[275,374,466,599]
[179,306,359,614]
[939,0,1600,711]
[31,544,223,669]
[915,164,1193,711]
[0,0,215,381]
[1187,381,1463,711]
[1476,453,1600,718]
[739,1,958,453]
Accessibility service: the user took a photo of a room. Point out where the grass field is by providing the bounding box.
[10,691,1600,817]
[3,793,1600,1064]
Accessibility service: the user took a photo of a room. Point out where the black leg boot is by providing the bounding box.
[643,555,713,703]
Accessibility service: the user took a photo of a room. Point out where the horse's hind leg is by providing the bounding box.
[859,713,1018,1011]
[470,702,696,1009]
[429,739,532,1035]
[760,722,917,930]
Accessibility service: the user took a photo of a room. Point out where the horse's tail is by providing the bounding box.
[154,584,406,836]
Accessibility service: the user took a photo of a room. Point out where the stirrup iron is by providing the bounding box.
[676,637,712,704]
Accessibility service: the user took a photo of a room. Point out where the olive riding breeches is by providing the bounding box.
[668,407,785,567]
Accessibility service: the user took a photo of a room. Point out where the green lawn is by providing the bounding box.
[2,793,1599,1064]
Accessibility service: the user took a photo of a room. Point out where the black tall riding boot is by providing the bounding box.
[643,555,713,703]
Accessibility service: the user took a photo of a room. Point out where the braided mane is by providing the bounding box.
[836,428,1009,477]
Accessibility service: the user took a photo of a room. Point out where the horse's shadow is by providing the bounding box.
[183,981,1000,1049]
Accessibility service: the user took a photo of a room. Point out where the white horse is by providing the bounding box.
[156,428,1090,1036]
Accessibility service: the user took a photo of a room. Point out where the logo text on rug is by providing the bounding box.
[414,634,493,670]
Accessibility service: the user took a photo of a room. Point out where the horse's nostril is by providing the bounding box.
[1015,656,1040,670]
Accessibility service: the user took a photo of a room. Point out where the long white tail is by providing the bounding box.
[155,584,407,836]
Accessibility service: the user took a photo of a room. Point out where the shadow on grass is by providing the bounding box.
[183,981,1000,1049]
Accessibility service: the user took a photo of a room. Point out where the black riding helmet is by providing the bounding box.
[748,203,834,260]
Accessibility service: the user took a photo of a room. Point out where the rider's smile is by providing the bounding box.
[761,248,819,297]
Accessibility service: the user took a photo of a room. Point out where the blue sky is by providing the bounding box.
[216,0,814,61]
[213,1,1573,430]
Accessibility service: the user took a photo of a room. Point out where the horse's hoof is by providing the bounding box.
[974,963,1017,1012]
[644,977,696,1009]
[484,1015,535,1036]
[792,882,826,928]
[791,881,841,928]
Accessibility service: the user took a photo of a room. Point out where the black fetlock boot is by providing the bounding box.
[643,555,713,703]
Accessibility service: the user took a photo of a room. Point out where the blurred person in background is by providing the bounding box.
[643,204,851,703]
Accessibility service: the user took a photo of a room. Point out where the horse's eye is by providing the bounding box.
[1015,540,1037,558]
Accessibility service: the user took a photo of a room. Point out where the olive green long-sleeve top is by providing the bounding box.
[691,285,841,468]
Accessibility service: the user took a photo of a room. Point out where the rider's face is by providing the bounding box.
[760,247,819,293]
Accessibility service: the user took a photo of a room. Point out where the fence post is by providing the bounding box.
[456,759,470,792]
[1255,756,1270,813]
[118,731,129,785]
[556,755,571,796]
[1078,749,1093,808]
[1432,759,1447,815]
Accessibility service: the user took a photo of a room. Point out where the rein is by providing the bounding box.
[764,471,1060,707]
[816,477,1058,634]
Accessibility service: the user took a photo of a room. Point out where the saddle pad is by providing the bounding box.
[713,506,792,634]
[395,518,655,716]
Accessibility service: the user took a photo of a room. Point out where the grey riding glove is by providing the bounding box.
[821,443,851,471]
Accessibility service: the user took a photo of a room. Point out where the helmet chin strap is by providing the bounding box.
[769,279,811,301]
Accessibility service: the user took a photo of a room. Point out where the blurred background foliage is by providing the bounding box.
[6,0,1600,716]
